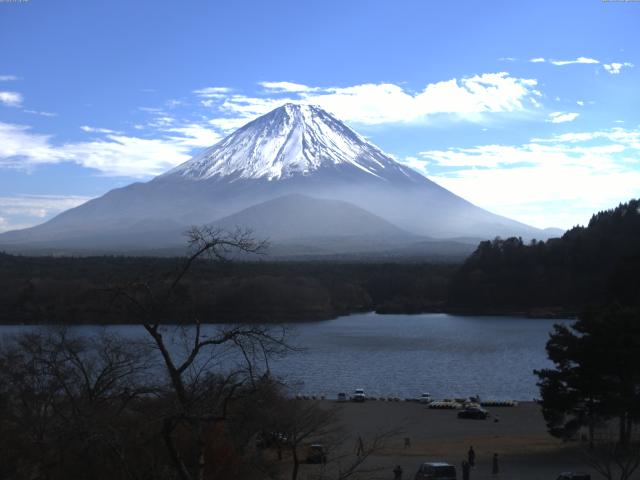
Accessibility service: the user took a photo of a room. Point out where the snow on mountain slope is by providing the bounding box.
[0,103,550,252]
[165,103,416,182]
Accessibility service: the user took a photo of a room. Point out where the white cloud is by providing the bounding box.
[603,62,633,74]
[0,195,92,233]
[414,127,640,228]
[0,75,18,81]
[0,91,23,107]
[0,121,192,177]
[547,111,579,123]
[576,100,584,106]
[165,124,222,148]
[80,125,120,134]
[217,73,542,126]
[193,86,232,98]
[59,135,191,177]
[165,99,182,108]
[208,116,256,133]
[23,109,58,117]
[259,81,320,93]
[0,122,62,166]
[550,57,599,66]
[530,57,546,63]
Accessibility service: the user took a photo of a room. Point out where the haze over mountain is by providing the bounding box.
[0,104,554,256]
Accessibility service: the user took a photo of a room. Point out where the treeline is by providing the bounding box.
[448,199,640,315]
[3,199,639,323]
[0,253,455,324]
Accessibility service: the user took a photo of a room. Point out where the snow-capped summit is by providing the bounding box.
[0,103,551,253]
[165,103,415,182]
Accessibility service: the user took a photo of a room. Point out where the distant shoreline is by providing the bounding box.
[0,309,576,327]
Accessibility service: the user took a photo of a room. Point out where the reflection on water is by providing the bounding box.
[0,313,571,400]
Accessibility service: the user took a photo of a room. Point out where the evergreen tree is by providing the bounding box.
[535,306,640,446]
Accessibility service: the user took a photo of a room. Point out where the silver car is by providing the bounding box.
[415,462,457,480]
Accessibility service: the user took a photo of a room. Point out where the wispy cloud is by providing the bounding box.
[0,75,18,82]
[80,125,121,134]
[0,91,23,107]
[0,194,92,233]
[0,122,59,166]
[603,62,633,74]
[413,127,640,228]
[23,109,58,117]
[0,121,192,177]
[213,73,542,126]
[550,56,599,66]
[529,57,546,63]
[193,86,232,98]
[165,124,221,148]
[547,111,579,123]
[259,81,321,93]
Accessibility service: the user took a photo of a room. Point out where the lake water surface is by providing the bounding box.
[0,313,571,401]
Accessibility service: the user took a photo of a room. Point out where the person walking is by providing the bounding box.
[393,464,403,480]
[467,446,476,467]
[492,453,499,475]
[461,460,471,480]
[356,436,364,456]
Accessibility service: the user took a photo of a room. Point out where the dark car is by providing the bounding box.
[457,406,489,419]
[306,444,327,464]
[256,431,290,449]
[556,474,591,480]
[415,462,457,480]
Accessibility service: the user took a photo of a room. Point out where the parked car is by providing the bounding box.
[415,462,457,480]
[556,474,591,480]
[418,392,432,404]
[337,392,347,402]
[353,388,366,402]
[306,444,327,464]
[457,406,489,419]
[256,431,290,449]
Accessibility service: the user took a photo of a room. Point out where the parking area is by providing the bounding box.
[291,401,608,480]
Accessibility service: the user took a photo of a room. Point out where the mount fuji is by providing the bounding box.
[0,104,550,257]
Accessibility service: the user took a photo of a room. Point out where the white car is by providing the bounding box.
[353,388,366,402]
[418,392,432,404]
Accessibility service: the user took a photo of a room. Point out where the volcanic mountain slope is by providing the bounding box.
[0,103,549,253]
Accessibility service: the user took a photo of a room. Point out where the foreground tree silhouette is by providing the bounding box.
[535,305,640,480]
[0,329,155,479]
[110,227,292,480]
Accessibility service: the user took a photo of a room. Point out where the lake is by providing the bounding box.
[0,313,571,401]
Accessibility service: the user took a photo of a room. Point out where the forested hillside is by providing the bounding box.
[0,255,454,324]
[449,199,640,314]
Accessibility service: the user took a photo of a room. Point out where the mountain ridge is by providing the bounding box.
[0,103,556,253]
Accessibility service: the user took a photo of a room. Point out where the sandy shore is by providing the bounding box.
[288,400,622,480]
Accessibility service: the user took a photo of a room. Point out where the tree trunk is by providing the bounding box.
[196,423,205,480]
[291,446,299,480]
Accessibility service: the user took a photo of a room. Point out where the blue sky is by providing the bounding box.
[1,0,639,232]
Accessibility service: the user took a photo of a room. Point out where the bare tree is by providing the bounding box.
[0,328,155,480]
[582,425,640,480]
[109,227,293,480]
